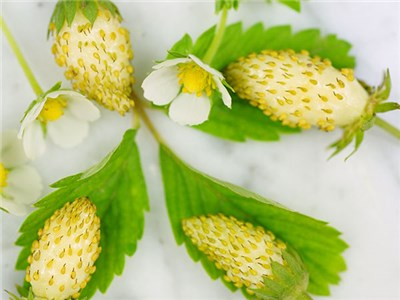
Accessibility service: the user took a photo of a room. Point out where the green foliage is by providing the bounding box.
[15,130,149,299]
[186,22,355,70]
[48,0,120,36]
[159,144,347,297]
[166,34,194,59]
[167,22,355,142]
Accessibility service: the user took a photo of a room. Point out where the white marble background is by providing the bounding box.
[1,0,400,299]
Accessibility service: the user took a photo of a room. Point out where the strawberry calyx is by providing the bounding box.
[183,214,311,299]
[48,0,121,37]
[253,248,311,300]
[329,69,398,158]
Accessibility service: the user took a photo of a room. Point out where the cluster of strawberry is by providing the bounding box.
[14,0,397,299]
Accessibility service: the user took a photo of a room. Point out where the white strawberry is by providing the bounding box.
[26,197,101,300]
[182,214,288,295]
[225,49,369,132]
[50,2,135,115]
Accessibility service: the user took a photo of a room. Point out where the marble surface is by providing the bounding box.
[1,1,400,299]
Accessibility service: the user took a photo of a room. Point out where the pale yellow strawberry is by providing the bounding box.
[225,49,369,131]
[182,214,287,294]
[51,7,135,115]
[26,197,101,300]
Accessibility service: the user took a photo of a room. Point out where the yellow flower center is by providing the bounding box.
[37,97,67,122]
[0,163,9,189]
[177,62,216,97]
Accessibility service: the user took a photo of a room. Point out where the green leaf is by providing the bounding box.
[195,93,300,142]
[187,22,355,70]
[276,0,301,12]
[16,129,149,299]
[159,144,347,297]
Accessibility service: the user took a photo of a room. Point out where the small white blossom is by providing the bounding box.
[1,130,43,216]
[18,85,100,159]
[142,55,232,125]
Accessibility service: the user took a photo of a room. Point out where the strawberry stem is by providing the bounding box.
[1,16,43,96]
[131,104,141,130]
[202,7,229,65]
[133,93,166,145]
[375,116,400,139]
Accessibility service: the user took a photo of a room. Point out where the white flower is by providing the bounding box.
[1,130,43,216]
[18,84,101,159]
[142,54,232,125]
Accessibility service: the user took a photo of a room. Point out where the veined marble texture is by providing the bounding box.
[1,1,399,299]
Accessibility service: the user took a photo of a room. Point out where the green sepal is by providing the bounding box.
[15,129,149,299]
[159,143,347,297]
[5,288,34,300]
[82,0,99,24]
[375,102,400,113]
[215,0,240,14]
[215,0,301,13]
[48,0,121,37]
[330,69,399,159]
[253,249,311,300]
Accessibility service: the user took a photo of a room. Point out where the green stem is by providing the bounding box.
[375,116,400,139]
[1,15,43,96]
[131,102,141,130]
[133,96,165,145]
[202,7,228,65]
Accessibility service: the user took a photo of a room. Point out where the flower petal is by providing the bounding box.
[22,121,46,160]
[6,165,42,205]
[0,196,28,216]
[169,94,211,126]
[45,89,85,100]
[189,54,224,80]
[18,100,46,139]
[47,113,89,148]
[153,57,191,70]
[1,130,28,167]
[142,66,181,106]
[66,95,101,122]
[215,77,232,108]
